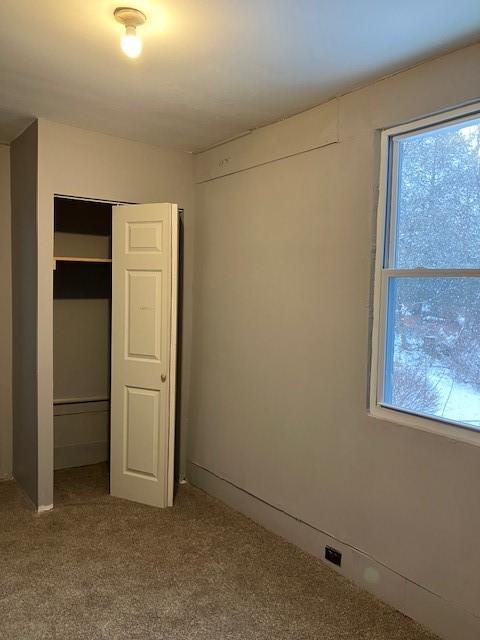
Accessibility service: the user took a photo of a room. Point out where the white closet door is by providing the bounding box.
[110,203,178,508]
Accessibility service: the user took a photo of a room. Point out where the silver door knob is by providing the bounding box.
[161,374,167,382]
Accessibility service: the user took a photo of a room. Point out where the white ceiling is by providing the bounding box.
[0,0,478,151]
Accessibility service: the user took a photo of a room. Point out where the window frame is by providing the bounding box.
[370,102,480,447]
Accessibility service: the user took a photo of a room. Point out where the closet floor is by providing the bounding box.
[0,464,438,640]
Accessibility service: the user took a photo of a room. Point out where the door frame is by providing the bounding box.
[51,195,179,507]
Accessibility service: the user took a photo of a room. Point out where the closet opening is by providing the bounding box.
[52,196,183,506]
[53,196,114,492]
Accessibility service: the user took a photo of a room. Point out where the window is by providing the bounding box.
[371,105,480,442]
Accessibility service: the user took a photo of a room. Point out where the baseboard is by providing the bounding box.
[54,441,108,470]
[187,461,480,640]
[37,503,53,513]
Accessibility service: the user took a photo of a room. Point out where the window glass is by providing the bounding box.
[384,277,480,428]
[392,118,480,269]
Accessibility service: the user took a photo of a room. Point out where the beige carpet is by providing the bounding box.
[0,464,438,640]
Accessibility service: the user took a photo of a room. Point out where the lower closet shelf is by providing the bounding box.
[54,396,109,405]
[54,398,110,470]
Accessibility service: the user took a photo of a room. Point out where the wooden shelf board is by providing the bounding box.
[53,396,110,405]
[53,256,112,269]
[54,256,112,262]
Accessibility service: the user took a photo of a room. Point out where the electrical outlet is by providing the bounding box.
[325,546,342,567]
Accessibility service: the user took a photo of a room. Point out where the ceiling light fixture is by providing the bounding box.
[114,7,146,59]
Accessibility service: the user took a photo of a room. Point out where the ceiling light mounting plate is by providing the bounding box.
[114,7,146,27]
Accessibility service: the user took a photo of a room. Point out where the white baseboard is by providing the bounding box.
[54,441,108,470]
[187,461,480,640]
[37,503,53,513]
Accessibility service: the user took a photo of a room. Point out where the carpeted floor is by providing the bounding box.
[0,464,438,640]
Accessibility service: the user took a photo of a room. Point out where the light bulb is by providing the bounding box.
[121,25,142,58]
[114,7,146,59]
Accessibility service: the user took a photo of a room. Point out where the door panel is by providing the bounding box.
[125,386,160,477]
[111,203,177,508]
[127,271,162,360]
[127,221,164,252]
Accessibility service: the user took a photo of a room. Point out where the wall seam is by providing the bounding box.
[196,140,340,185]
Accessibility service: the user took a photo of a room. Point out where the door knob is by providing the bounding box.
[161,374,167,382]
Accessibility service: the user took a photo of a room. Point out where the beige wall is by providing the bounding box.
[36,120,194,507]
[10,122,39,504]
[190,43,480,639]
[0,145,12,480]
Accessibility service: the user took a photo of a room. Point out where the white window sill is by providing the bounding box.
[369,404,480,447]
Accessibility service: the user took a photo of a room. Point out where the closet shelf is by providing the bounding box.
[53,256,112,269]
[54,396,110,405]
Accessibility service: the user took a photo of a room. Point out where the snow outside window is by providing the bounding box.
[372,107,480,436]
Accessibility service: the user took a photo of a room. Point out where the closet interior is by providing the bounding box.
[53,197,113,471]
